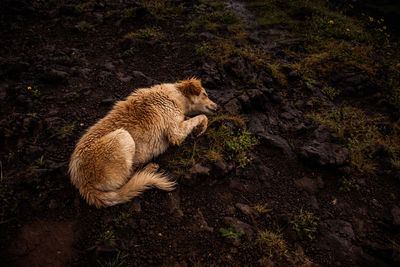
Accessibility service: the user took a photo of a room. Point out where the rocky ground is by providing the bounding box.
[1,0,400,266]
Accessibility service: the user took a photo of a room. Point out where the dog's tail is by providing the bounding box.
[81,170,176,208]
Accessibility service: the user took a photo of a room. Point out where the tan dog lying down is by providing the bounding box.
[69,78,218,208]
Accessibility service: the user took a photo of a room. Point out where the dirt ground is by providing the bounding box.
[1,0,400,266]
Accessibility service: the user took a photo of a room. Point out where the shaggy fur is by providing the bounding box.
[69,78,218,208]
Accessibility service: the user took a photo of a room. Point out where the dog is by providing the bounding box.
[69,78,218,208]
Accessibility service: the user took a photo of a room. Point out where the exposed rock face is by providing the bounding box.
[299,142,349,166]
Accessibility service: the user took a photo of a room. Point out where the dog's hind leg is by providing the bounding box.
[91,128,136,192]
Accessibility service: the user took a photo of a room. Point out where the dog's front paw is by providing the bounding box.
[193,115,208,137]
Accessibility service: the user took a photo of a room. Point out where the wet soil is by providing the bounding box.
[1,0,400,266]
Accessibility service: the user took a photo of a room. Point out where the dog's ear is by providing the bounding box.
[177,78,202,97]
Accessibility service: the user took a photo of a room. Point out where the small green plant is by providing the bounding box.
[97,252,127,267]
[64,92,80,102]
[57,123,76,139]
[113,212,132,226]
[122,7,137,19]
[256,231,288,261]
[269,63,287,86]
[291,209,319,240]
[195,42,213,56]
[122,48,135,58]
[27,85,40,97]
[206,125,258,167]
[103,10,120,20]
[253,205,272,214]
[219,226,244,240]
[132,28,164,40]
[89,230,116,251]
[75,0,95,14]
[141,0,184,20]
[321,86,339,100]
[340,176,360,192]
[77,22,94,32]
[35,155,46,168]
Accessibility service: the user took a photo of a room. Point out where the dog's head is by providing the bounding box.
[177,78,218,116]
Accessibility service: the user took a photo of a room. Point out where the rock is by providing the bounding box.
[49,199,58,209]
[288,70,299,81]
[239,157,273,181]
[135,7,150,18]
[294,177,318,194]
[299,142,349,166]
[229,179,245,191]
[44,69,69,83]
[131,199,141,213]
[224,98,241,114]
[104,62,115,71]
[281,104,302,118]
[310,196,319,210]
[235,203,258,218]
[312,125,332,142]
[191,209,213,232]
[131,71,157,85]
[117,72,132,83]
[213,159,233,177]
[167,191,183,219]
[95,244,118,258]
[223,217,254,237]
[100,98,115,106]
[0,57,29,77]
[199,32,218,40]
[271,92,283,103]
[319,220,358,263]
[248,112,268,135]
[324,219,355,240]
[188,163,210,176]
[258,133,296,159]
[182,163,210,186]
[391,205,400,225]
[246,89,270,111]
[25,145,43,158]
[280,112,294,120]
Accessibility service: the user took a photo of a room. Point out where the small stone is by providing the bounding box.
[49,199,58,209]
[187,163,210,177]
[104,62,115,71]
[391,206,400,225]
[280,112,294,120]
[167,191,183,219]
[42,69,69,83]
[311,196,319,210]
[100,98,114,106]
[235,203,258,218]
[131,199,141,213]
[294,177,318,194]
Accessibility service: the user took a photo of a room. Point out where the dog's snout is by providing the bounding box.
[209,102,218,111]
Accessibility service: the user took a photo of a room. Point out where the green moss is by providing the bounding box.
[219,226,244,240]
[125,28,164,41]
[57,123,76,139]
[122,48,135,58]
[291,209,319,240]
[256,231,288,261]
